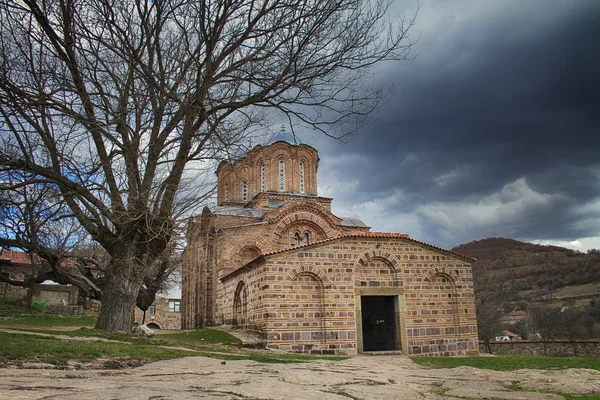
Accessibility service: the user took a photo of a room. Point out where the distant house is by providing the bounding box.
[133,279,182,330]
[0,250,33,298]
[495,330,522,341]
[501,310,528,325]
[134,296,182,330]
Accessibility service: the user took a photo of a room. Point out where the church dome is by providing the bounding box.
[268,129,298,145]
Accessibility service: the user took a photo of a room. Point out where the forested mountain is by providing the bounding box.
[452,238,600,308]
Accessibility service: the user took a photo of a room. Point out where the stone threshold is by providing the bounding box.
[361,350,403,356]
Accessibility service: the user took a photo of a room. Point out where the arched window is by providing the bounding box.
[242,180,248,201]
[260,163,265,192]
[299,162,305,194]
[303,232,310,245]
[278,160,285,191]
[224,184,229,201]
[294,232,301,246]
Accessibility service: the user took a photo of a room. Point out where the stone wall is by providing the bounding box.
[480,340,600,357]
[221,236,479,356]
[31,284,83,315]
[134,297,182,330]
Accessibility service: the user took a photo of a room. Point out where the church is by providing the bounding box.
[182,134,479,356]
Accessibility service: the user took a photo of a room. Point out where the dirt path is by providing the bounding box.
[0,328,130,343]
[1,355,598,400]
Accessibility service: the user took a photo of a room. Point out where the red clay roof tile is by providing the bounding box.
[0,250,32,265]
[220,232,475,281]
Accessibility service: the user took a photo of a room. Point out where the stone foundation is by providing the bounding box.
[479,340,600,357]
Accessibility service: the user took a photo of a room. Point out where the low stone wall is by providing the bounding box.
[479,340,600,357]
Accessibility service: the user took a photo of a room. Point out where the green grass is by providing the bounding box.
[0,331,193,365]
[0,301,346,365]
[158,329,243,347]
[0,323,347,365]
[0,309,97,327]
[412,355,600,371]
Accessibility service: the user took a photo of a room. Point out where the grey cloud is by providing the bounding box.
[314,0,600,247]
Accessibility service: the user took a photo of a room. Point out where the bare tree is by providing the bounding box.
[558,306,584,356]
[527,304,561,356]
[473,262,516,353]
[0,172,103,301]
[0,0,415,331]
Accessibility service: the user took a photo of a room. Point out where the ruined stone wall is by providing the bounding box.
[0,269,28,299]
[220,236,478,356]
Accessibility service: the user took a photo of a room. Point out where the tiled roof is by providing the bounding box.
[220,232,475,281]
[0,250,32,265]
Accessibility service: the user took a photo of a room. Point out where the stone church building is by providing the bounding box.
[182,135,479,356]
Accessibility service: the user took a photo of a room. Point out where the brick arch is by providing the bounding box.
[146,322,161,329]
[286,265,328,284]
[422,267,459,283]
[233,280,248,328]
[272,210,338,241]
[355,250,401,287]
[240,238,274,255]
[354,250,401,272]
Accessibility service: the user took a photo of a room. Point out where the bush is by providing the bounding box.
[31,300,49,312]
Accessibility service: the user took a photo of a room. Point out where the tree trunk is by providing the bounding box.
[484,338,493,354]
[96,271,143,332]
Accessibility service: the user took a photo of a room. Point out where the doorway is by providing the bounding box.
[361,296,397,351]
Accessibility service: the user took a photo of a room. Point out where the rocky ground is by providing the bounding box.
[1,354,599,400]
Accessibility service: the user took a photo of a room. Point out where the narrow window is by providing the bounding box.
[169,300,181,313]
[260,163,265,192]
[149,305,156,315]
[294,232,301,246]
[299,162,305,194]
[279,160,285,191]
[303,232,310,245]
[242,180,248,201]
[224,184,229,201]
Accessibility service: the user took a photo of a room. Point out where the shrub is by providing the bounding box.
[31,300,49,312]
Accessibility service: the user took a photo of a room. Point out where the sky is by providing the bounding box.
[302,0,600,251]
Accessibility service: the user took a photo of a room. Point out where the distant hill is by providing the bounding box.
[452,238,600,307]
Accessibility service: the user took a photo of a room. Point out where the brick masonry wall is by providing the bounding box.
[217,143,319,204]
[220,237,478,356]
[480,340,600,357]
[183,200,347,329]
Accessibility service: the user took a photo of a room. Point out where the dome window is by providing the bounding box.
[260,163,265,192]
[242,180,248,201]
[279,160,285,191]
[300,162,305,194]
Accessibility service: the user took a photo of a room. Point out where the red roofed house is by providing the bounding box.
[501,310,528,325]
[183,135,479,356]
[0,250,32,298]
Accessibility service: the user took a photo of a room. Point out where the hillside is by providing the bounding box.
[452,238,600,307]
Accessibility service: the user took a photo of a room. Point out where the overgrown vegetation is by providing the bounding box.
[412,355,600,371]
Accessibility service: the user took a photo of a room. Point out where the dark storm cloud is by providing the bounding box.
[314,0,600,247]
